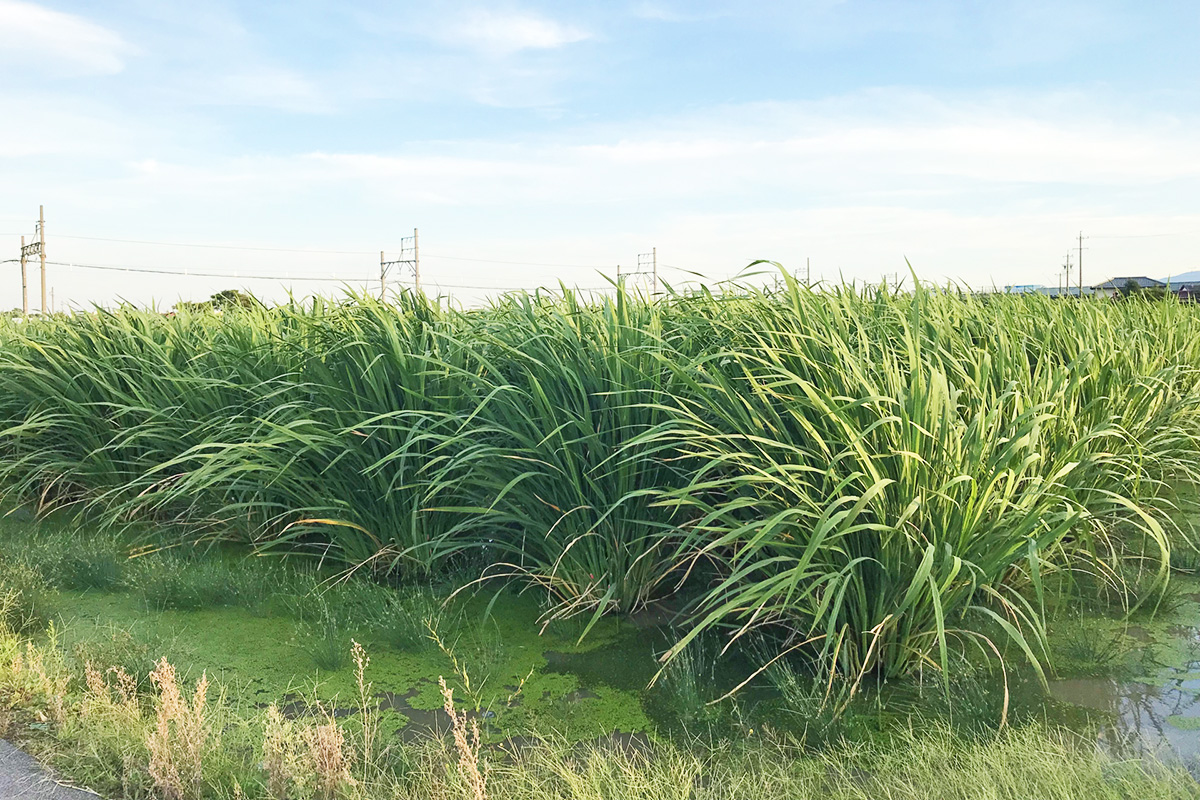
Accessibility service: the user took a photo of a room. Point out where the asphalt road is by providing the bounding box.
[0,741,99,799]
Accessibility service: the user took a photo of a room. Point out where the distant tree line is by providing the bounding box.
[174,290,260,313]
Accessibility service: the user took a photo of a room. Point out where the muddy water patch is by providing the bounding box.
[1047,585,1200,772]
[1049,676,1200,766]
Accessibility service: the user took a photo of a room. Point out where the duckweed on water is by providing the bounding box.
[2,510,1200,796]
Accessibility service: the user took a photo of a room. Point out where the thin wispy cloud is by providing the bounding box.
[0,0,129,76]
[440,9,591,55]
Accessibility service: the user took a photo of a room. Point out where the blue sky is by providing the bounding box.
[2,0,1199,308]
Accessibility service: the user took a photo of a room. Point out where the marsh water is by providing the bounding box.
[28,573,1200,776]
[1045,609,1200,770]
[4,507,1200,774]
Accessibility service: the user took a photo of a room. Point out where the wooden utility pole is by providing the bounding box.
[19,236,28,315]
[652,246,658,295]
[1078,231,1086,298]
[39,205,46,314]
[379,250,385,299]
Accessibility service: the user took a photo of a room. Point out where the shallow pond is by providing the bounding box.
[5,507,1200,771]
[1043,580,1200,772]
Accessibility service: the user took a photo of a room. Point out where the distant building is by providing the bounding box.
[1036,286,1093,298]
[1090,276,1166,299]
[1174,283,1200,302]
[1003,284,1044,294]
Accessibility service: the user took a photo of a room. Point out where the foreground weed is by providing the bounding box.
[69,622,167,695]
[9,623,70,725]
[440,675,487,800]
[146,657,213,800]
[261,704,302,800]
[308,713,354,800]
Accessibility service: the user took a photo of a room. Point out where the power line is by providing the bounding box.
[44,261,607,292]
[46,261,374,283]
[1090,232,1193,239]
[47,232,615,271]
[52,234,376,255]
[421,253,612,269]
[428,281,611,291]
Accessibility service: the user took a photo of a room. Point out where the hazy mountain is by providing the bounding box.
[1162,271,1200,284]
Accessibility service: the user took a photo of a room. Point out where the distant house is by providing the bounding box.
[1174,283,1200,303]
[1090,276,1166,299]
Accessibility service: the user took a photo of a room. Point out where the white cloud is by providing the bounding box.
[441,9,591,55]
[0,1,129,76]
[206,66,331,113]
[630,2,731,23]
[6,88,1200,310]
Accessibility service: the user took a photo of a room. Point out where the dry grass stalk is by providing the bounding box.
[303,713,353,800]
[83,661,139,719]
[351,639,378,785]
[439,676,486,800]
[147,657,211,800]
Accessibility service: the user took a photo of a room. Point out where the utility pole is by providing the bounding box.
[413,227,420,292]
[621,248,659,295]
[38,206,46,314]
[651,246,657,295]
[19,207,45,315]
[1077,231,1087,298]
[805,256,811,287]
[19,236,28,315]
[379,228,420,299]
[1062,252,1072,295]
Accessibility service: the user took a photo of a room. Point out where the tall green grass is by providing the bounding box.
[2,276,1199,690]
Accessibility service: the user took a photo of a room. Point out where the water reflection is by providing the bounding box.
[1048,626,1200,772]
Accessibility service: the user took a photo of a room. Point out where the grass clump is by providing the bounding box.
[54,543,125,592]
[295,599,352,672]
[0,562,55,636]
[373,584,450,652]
[134,553,283,613]
[4,279,1200,697]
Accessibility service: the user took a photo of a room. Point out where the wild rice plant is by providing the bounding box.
[651,279,1200,687]
[447,289,692,627]
[4,277,1200,698]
